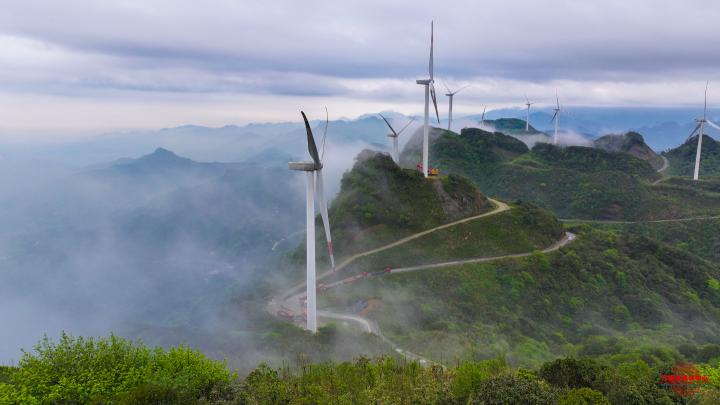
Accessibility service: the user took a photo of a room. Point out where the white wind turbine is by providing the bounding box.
[550,93,573,144]
[687,82,720,180]
[442,78,470,132]
[288,110,337,333]
[524,93,540,131]
[379,114,416,164]
[415,21,440,177]
[478,106,486,129]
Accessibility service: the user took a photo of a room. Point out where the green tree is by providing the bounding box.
[0,332,236,404]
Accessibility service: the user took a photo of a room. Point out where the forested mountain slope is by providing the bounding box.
[664,134,720,177]
[321,225,720,369]
[593,131,664,170]
[400,127,720,220]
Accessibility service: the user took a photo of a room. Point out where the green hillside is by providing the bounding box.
[593,131,664,170]
[341,200,563,275]
[584,218,720,264]
[262,150,569,288]
[485,118,547,136]
[664,134,720,177]
[327,150,492,256]
[400,126,720,220]
[320,225,720,369]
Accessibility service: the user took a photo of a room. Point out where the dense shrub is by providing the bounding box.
[0,332,236,404]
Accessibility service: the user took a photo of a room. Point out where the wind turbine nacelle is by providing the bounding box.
[416,79,431,85]
[387,134,397,138]
[695,118,707,123]
[288,161,318,171]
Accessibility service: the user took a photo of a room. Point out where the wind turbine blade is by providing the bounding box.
[455,84,471,94]
[561,110,574,116]
[397,116,417,135]
[314,169,336,273]
[530,101,541,105]
[441,77,451,94]
[429,21,433,80]
[550,112,558,124]
[320,107,328,161]
[378,113,398,136]
[482,106,486,121]
[556,91,559,109]
[430,81,440,123]
[706,120,720,132]
[525,92,529,104]
[686,123,701,142]
[301,111,321,167]
[704,80,709,119]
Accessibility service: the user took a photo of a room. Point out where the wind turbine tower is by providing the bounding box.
[478,106,486,128]
[442,79,470,131]
[379,114,416,164]
[415,21,440,177]
[688,82,720,180]
[524,93,540,131]
[550,93,573,144]
[288,110,336,333]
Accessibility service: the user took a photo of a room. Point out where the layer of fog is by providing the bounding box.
[0,117,416,364]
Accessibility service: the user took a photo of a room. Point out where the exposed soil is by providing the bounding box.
[360,298,381,316]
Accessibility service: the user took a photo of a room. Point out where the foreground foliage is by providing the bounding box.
[0,332,236,404]
[237,355,714,404]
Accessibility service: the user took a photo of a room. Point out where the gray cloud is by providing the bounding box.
[1,0,720,137]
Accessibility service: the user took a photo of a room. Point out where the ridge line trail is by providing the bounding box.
[277,198,509,301]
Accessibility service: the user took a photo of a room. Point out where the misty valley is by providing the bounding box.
[2,114,720,404]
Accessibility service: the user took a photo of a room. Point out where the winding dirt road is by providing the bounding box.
[276,198,510,302]
[269,198,577,364]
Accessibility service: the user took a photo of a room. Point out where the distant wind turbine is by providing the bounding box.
[415,21,440,177]
[379,114,416,164]
[478,106,486,128]
[442,78,470,131]
[524,93,541,131]
[687,82,720,180]
[550,93,573,144]
[288,110,336,333]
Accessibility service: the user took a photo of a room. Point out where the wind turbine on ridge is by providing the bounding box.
[478,106,486,129]
[287,110,337,333]
[550,93,573,144]
[442,78,470,132]
[687,82,720,180]
[415,21,440,177]
[524,93,541,131]
[379,113,416,164]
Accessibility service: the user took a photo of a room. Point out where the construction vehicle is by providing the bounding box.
[277,310,294,321]
[316,284,326,292]
[416,165,439,177]
[371,267,392,276]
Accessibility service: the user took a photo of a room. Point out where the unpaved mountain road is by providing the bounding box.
[275,198,510,302]
[268,198,577,364]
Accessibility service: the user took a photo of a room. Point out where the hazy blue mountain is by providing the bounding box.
[0,148,250,235]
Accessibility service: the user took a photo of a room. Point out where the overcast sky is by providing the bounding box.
[1,0,719,140]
